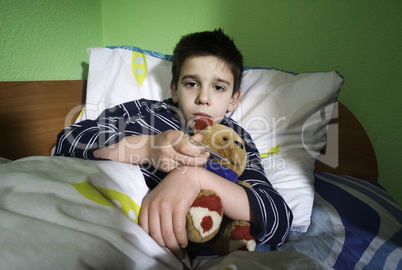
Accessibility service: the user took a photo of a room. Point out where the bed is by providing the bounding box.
[0,46,401,270]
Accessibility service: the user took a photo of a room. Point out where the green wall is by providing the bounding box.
[2,0,401,205]
[1,0,103,81]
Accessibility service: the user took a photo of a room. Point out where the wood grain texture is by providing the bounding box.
[0,80,86,160]
[0,80,378,181]
[315,102,378,181]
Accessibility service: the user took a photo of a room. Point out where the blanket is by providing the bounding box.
[0,156,330,269]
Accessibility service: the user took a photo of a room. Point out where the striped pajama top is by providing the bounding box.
[54,98,293,247]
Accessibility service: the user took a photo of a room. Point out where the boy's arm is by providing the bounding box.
[93,131,208,170]
[54,103,131,159]
[196,168,258,224]
[139,165,254,259]
[54,100,208,168]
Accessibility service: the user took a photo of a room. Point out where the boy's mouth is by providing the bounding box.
[193,113,211,120]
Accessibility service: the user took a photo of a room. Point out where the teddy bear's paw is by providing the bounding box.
[228,223,256,253]
[186,191,223,243]
[210,220,256,256]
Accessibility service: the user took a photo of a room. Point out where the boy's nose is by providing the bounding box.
[196,89,210,105]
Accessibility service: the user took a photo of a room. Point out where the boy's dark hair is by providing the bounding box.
[171,28,243,95]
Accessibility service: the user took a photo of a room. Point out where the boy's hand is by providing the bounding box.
[150,130,209,172]
[139,166,202,259]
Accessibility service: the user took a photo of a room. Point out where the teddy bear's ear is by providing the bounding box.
[195,117,213,132]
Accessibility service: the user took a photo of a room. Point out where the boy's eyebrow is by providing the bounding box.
[181,74,198,81]
[181,74,231,86]
[216,78,231,86]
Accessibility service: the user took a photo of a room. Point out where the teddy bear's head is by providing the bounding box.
[195,118,247,177]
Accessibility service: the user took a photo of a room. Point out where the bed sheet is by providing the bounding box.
[276,172,402,270]
[0,156,400,269]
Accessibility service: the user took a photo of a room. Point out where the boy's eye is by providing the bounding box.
[185,82,198,88]
[214,85,225,92]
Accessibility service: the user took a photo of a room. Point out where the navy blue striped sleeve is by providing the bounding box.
[54,99,184,159]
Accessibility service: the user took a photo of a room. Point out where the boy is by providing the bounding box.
[55,29,292,259]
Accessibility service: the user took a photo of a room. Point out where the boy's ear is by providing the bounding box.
[170,80,178,103]
[227,90,241,112]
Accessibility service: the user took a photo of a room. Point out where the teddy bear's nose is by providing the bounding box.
[234,141,244,149]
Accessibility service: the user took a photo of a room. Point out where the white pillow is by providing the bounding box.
[229,68,343,232]
[81,46,343,232]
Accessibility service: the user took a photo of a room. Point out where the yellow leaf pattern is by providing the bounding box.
[260,144,280,158]
[132,51,147,87]
[71,182,142,224]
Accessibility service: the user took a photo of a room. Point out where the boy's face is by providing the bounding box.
[170,55,240,128]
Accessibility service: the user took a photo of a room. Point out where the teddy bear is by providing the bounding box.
[185,117,257,256]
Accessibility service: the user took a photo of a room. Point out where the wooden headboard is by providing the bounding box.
[0,80,86,160]
[0,80,378,181]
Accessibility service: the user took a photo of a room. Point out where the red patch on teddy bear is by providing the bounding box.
[201,216,213,233]
[192,194,223,214]
[195,117,213,132]
[230,224,256,241]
